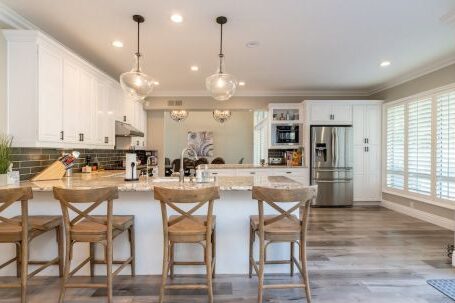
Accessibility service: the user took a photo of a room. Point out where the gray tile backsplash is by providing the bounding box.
[11,148,128,180]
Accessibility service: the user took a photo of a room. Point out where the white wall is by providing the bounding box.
[0,30,8,134]
[164,111,254,164]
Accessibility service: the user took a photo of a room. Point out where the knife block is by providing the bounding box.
[31,161,67,181]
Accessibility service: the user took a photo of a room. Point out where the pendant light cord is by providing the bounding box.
[136,20,141,71]
[219,22,224,73]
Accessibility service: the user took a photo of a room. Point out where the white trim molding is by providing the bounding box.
[381,199,454,231]
[0,2,37,30]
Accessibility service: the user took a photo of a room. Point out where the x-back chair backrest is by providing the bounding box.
[154,186,220,232]
[52,187,119,232]
[252,186,318,228]
[0,187,33,231]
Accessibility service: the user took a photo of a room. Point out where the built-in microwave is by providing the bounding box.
[272,124,301,146]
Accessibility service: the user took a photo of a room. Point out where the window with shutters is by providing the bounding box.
[386,104,405,189]
[384,85,455,204]
[436,92,455,201]
[407,98,432,195]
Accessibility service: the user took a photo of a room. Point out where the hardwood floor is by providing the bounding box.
[0,206,453,302]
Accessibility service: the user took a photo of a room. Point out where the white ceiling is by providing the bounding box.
[2,0,455,96]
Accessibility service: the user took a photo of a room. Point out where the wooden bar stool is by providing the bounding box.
[53,186,135,303]
[0,187,64,303]
[154,186,220,303]
[249,186,317,303]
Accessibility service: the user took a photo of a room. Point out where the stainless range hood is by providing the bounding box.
[115,120,144,137]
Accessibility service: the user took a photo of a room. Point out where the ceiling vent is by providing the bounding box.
[167,100,183,107]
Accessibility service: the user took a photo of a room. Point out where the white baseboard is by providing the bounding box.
[354,200,381,206]
[381,199,455,231]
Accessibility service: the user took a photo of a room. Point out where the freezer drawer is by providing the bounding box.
[312,179,353,206]
[312,168,352,180]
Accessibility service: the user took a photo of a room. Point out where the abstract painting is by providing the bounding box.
[187,131,214,157]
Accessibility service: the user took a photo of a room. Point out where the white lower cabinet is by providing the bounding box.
[352,104,382,201]
[208,168,309,185]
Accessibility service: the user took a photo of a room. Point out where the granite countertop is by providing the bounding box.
[2,170,309,192]
[207,164,308,169]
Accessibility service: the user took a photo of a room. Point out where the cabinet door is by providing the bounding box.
[310,104,332,122]
[352,105,365,146]
[38,45,63,142]
[364,144,381,200]
[78,68,94,144]
[95,80,108,145]
[62,59,80,143]
[365,105,381,145]
[332,104,352,123]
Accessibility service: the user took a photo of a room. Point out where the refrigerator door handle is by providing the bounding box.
[331,128,335,166]
[316,180,352,183]
[333,128,337,166]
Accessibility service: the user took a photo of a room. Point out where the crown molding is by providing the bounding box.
[368,53,455,95]
[150,89,370,98]
[0,1,37,30]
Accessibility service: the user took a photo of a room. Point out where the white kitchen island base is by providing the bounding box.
[0,175,311,276]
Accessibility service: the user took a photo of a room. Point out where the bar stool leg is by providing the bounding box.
[89,243,96,277]
[20,241,28,303]
[59,241,72,303]
[159,239,170,303]
[57,225,64,277]
[300,238,311,302]
[169,242,174,279]
[248,225,254,278]
[16,243,21,278]
[211,229,216,278]
[290,241,295,277]
[205,238,213,303]
[128,225,136,277]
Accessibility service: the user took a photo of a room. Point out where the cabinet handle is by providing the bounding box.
[79,133,82,142]
[332,114,335,120]
[60,131,64,141]
[366,146,369,152]
[366,138,369,144]
[250,172,256,175]
[364,146,367,152]
[82,133,84,142]
[123,115,127,122]
[364,138,366,144]
[105,136,109,144]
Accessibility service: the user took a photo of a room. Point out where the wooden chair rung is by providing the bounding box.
[0,257,17,270]
[112,257,134,276]
[263,284,306,289]
[164,284,209,290]
[0,283,22,289]
[27,257,59,278]
[65,283,108,289]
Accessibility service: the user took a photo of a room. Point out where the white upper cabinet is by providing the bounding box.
[4,30,120,149]
[37,42,63,143]
[308,102,352,124]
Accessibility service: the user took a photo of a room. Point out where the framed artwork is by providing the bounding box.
[187,131,214,157]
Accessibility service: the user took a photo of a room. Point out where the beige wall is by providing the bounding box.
[163,111,254,164]
[370,63,455,102]
[376,63,455,229]
[147,111,166,176]
[144,95,368,111]
[0,30,8,134]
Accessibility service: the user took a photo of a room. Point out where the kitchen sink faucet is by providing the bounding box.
[180,147,198,183]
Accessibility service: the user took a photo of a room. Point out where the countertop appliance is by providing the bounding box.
[310,126,353,206]
[125,153,139,181]
[275,124,300,144]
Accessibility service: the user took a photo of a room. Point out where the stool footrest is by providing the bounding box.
[65,283,108,289]
[263,284,306,289]
[165,284,209,290]
[28,257,60,278]
[173,261,205,266]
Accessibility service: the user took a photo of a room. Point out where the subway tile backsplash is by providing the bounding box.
[11,148,128,180]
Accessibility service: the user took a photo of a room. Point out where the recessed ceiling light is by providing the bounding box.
[153,81,160,86]
[171,14,183,23]
[246,41,260,48]
[239,81,246,86]
[190,65,199,71]
[380,61,391,67]
[112,40,124,48]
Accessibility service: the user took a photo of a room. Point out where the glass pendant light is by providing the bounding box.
[120,15,154,100]
[206,16,237,101]
[213,109,232,123]
[170,110,189,122]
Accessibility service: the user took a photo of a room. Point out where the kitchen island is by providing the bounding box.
[0,171,314,276]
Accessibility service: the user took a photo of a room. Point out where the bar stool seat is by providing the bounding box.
[250,215,300,239]
[168,215,215,240]
[71,215,134,239]
[0,215,62,242]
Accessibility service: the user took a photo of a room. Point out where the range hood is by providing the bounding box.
[115,120,144,137]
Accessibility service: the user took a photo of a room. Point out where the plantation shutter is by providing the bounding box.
[386,104,405,189]
[407,98,432,195]
[436,92,455,200]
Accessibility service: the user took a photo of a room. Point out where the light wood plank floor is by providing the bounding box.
[0,206,454,302]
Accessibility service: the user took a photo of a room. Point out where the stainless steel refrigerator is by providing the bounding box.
[310,126,353,206]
